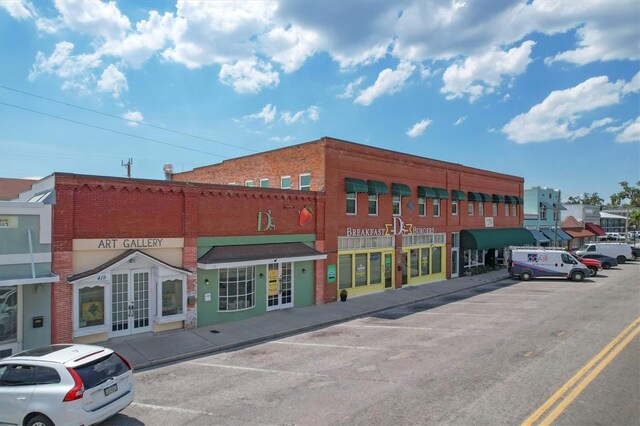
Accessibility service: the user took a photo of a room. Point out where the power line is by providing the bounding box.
[0,101,230,159]
[0,85,257,153]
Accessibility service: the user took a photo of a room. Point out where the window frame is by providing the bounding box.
[418,197,426,217]
[492,203,498,217]
[478,202,484,216]
[368,194,378,216]
[392,195,401,216]
[299,173,311,191]
[452,200,458,216]
[281,176,291,189]
[346,192,357,215]
[218,267,256,312]
[505,203,509,216]
[244,180,253,187]
[433,198,440,217]
[259,178,269,188]
[157,275,187,324]
[468,201,475,216]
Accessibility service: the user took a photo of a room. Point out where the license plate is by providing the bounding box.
[104,383,118,397]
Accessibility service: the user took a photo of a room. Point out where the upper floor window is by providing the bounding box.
[418,197,426,217]
[540,202,547,220]
[346,193,357,215]
[392,195,401,216]
[452,200,458,215]
[468,201,475,216]
[492,203,498,217]
[433,198,440,217]
[245,180,253,187]
[505,204,509,216]
[299,174,311,191]
[478,202,484,216]
[260,179,269,188]
[512,204,517,217]
[368,194,378,215]
[281,176,291,189]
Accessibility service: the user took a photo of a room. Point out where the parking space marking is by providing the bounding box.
[186,361,332,378]
[413,312,512,317]
[450,301,538,306]
[131,402,214,417]
[269,341,380,351]
[335,324,472,331]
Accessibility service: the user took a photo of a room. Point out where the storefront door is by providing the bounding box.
[267,262,293,311]
[0,286,20,356]
[110,269,152,337]
[384,253,393,288]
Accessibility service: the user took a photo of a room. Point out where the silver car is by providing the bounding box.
[0,344,135,426]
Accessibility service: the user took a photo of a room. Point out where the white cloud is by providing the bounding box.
[122,110,144,126]
[53,0,131,40]
[441,40,535,102]
[613,117,640,143]
[219,58,279,94]
[0,0,34,20]
[355,61,416,106]
[281,105,319,125]
[338,77,365,99]
[259,24,319,73]
[454,116,466,126]
[29,42,102,93]
[244,104,277,124]
[269,135,295,143]
[502,74,638,143]
[97,64,128,98]
[407,118,432,138]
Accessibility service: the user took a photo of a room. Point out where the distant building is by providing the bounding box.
[523,186,571,247]
[0,178,36,200]
[599,212,628,234]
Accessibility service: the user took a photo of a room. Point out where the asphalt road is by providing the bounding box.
[105,263,640,425]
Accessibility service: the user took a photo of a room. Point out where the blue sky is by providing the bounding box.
[0,0,638,202]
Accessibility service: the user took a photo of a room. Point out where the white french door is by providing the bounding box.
[266,262,294,311]
[110,269,153,337]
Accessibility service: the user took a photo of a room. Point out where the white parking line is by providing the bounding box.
[131,402,214,417]
[186,361,331,377]
[335,324,470,331]
[413,312,511,316]
[269,341,380,350]
[450,301,538,306]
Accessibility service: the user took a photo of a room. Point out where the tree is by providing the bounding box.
[629,209,640,231]
[565,192,604,206]
[610,181,640,207]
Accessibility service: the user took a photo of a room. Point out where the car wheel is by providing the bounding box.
[27,415,54,426]
[616,255,626,264]
[571,271,585,282]
[602,262,611,269]
[521,271,532,281]
[588,266,597,277]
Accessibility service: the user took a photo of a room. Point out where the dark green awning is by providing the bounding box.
[367,180,389,195]
[392,183,411,197]
[461,228,536,250]
[418,186,437,198]
[345,178,368,193]
[504,195,516,204]
[492,194,505,203]
[513,196,524,205]
[450,190,467,200]
[479,193,491,202]
[434,187,449,199]
[467,192,482,201]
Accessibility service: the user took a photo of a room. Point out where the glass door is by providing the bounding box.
[267,262,294,311]
[451,232,460,278]
[110,269,152,337]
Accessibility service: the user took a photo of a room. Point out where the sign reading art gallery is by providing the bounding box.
[73,238,184,251]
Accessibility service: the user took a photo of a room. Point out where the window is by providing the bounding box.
[35,366,61,384]
[0,365,36,386]
[281,176,291,189]
[245,180,253,187]
[433,199,440,217]
[368,194,378,215]
[338,255,352,289]
[346,193,357,215]
[505,204,509,216]
[452,200,458,215]
[161,278,183,317]
[432,247,442,274]
[418,197,426,216]
[370,252,382,284]
[478,202,484,216]
[540,202,547,220]
[561,253,576,264]
[218,267,255,311]
[79,286,105,328]
[512,204,517,216]
[468,202,475,216]
[420,249,430,275]
[355,253,368,286]
[392,195,401,216]
[492,203,498,216]
[0,286,17,342]
[299,174,311,191]
[260,179,269,188]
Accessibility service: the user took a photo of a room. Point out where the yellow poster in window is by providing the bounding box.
[268,269,279,296]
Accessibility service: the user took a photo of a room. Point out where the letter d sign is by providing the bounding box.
[257,211,276,231]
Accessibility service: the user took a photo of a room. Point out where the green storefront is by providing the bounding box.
[196,235,326,326]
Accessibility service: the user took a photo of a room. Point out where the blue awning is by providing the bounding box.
[541,228,572,242]
[529,230,550,243]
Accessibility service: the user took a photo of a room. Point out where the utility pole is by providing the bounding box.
[122,158,133,178]
[553,189,561,247]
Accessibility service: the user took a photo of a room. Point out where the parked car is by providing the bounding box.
[576,243,634,264]
[508,247,590,282]
[602,232,626,241]
[577,253,618,269]
[630,245,640,258]
[0,288,17,339]
[0,344,135,426]
[574,256,602,277]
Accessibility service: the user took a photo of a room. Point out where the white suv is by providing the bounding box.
[0,344,135,426]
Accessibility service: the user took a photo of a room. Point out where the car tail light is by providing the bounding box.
[116,352,133,372]
[63,367,85,402]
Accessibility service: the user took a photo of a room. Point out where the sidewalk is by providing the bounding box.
[103,270,511,370]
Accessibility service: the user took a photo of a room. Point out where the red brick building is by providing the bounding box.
[25,173,325,344]
[173,137,534,302]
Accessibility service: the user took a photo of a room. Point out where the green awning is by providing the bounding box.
[492,194,505,203]
[367,180,389,195]
[451,190,467,200]
[479,193,491,202]
[467,192,482,201]
[513,196,524,205]
[418,186,437,198]
[504,195,516,204]
[461,228,536,250]
[392,183,411,197]
[345,178,368,193]
[434,187,449,199]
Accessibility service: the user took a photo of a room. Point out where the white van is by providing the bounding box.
[575,243,635,264]
[508,247,590,282]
